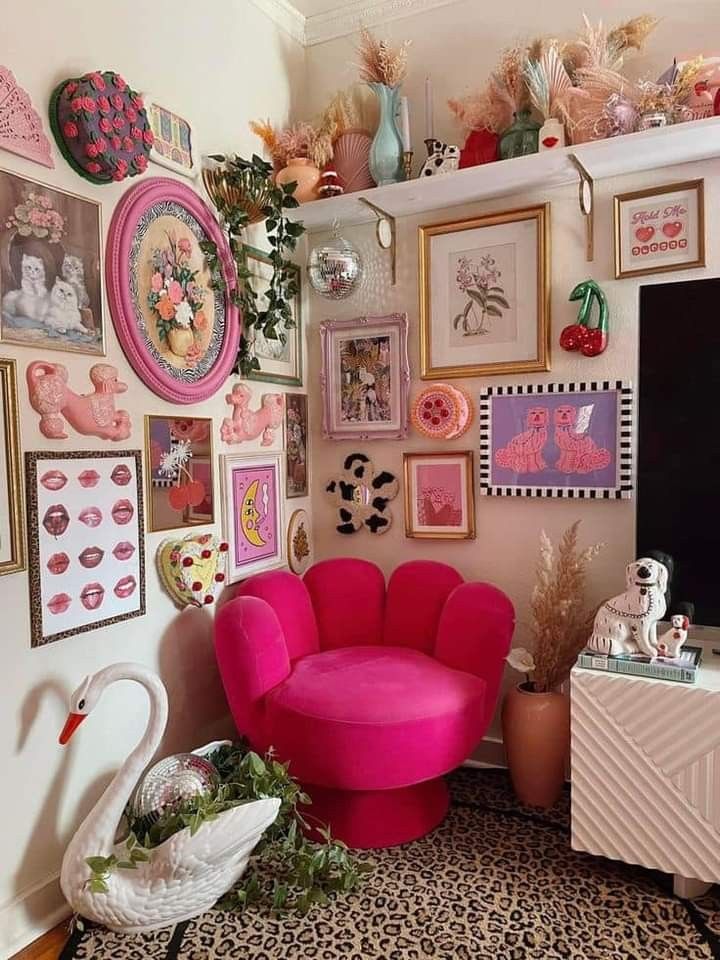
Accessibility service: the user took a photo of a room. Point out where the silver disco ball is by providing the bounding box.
[308,233,363,300]
[131,752,219,823]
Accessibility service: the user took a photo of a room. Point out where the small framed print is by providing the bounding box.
[614,179,705,279]
[25,449,145,647]
[419,205,550,379]
[246,246,302,387]
[320,312,410,440]
[145,95,198,178]
[221,452,284,582]
[0,357,25,575]
[479,381,634,499]
[404,451,475,539]
[145,416,214,532]
[285,393,308,498]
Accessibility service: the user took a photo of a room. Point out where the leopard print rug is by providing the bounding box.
[59,769,720,960]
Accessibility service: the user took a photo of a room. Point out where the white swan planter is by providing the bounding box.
[58,662,280,934]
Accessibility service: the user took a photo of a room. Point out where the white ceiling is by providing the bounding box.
[286,0,347,15]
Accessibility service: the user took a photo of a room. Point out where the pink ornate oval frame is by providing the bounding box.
[105,177,239,403]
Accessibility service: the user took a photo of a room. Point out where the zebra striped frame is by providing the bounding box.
[479,380,634,499]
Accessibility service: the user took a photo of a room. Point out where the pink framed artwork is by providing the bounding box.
[220,452,284,582]
[403,451,475,539]
[320,313,410,440]
[105,177,239,403]
[144,415,214,531]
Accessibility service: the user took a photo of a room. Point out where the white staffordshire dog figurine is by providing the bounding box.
[656,614,690,659]
[588,557,669,657]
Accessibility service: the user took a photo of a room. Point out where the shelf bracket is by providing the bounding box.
[358,197,397,285]
[569,154,594,263]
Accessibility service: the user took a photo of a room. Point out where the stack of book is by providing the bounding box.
[576,646,703,684]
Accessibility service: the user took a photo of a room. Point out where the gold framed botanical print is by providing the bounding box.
[419,204,550,379]
[613,179,705,279]
[0,357,25,575]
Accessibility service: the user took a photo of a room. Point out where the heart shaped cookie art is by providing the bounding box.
[157,533,228,608]
[635,226,655,243]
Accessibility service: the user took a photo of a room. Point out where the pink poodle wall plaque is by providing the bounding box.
[479,381,634,499]
[25,449,145,647]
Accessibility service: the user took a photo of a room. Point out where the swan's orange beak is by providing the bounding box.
[59,712,86,745]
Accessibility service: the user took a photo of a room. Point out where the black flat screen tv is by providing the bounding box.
[638,278,720,628]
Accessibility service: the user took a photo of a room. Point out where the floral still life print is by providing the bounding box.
[0,169,103,355]
[339,335,392,425]
[450,245,514,346]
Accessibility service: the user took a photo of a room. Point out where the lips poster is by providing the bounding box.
[614,179,705,279]
[25,450,145,647]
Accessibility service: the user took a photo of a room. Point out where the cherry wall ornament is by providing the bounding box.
[0,65,54,168]
[106,178,239,403]
[220,383,283,445]
[560,279,609,357]
[26,360,131,440]
[156,533,228,609]
[411,383,473,439]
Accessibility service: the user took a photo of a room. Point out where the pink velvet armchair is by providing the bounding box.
[214,558,514,848]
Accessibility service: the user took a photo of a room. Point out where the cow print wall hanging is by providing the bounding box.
[325,453,398,535]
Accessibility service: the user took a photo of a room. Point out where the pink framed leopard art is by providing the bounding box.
[479,381,634,499]
[105,177,239,402]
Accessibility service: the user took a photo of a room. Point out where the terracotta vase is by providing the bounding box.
[501,682,570,809]
[276,157,320,204]
[168,326,194,358]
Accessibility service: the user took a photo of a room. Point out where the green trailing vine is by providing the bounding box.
[85,741,370,915]
[201,155,306,378]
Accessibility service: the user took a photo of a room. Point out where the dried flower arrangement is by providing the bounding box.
[507,522,604,693]
[319,86,377,137]
[249,119,333,169]
[356,26,410,87]
[524,44,574,123]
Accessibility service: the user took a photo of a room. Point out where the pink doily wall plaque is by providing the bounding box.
[0,66,54,168]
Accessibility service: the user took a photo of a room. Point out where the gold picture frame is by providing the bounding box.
[419,204,550,379]
[613,179,705,280]
[0,357,24,575]
[403,450,475,540]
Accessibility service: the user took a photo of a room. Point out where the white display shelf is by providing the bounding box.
[290,117,720,232]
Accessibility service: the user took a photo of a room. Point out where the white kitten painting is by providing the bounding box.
[43,280,87,334]
[0,168,103,355]
[2,254,49,322]
[61,253,90,309]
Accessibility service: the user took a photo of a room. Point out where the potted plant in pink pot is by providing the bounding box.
[250,120,332,204]
[502,522,603,809]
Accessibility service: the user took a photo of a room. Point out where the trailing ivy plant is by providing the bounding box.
[86,741,370,915]
[201,154,306,378]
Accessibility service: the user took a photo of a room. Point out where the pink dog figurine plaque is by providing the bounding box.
[27,360,131,441]
[220,383,283,446]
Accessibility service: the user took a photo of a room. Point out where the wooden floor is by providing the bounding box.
[11,923,69,960]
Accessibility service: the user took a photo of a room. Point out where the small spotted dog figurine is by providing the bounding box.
[420,140,461,177]
[656,614,690,659]
[587,557,669,657]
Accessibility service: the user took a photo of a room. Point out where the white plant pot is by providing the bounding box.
[539,119,566,151]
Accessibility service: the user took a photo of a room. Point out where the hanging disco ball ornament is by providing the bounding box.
[307,222,363,300]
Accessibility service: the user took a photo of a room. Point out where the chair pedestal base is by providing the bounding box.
[303,777,450,849]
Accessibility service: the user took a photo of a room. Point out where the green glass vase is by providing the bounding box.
[499,110,541,160]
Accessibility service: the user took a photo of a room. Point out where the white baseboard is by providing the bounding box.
[0,873,69,959]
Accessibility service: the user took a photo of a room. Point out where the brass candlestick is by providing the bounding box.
[402,151,414,180]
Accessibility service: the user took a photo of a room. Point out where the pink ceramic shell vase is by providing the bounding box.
[332,130,375,193]
[275,158,320,204]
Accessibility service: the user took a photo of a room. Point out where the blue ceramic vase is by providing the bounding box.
[368,83,404,186]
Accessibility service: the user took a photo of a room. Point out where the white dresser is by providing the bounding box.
[571,643,720,898]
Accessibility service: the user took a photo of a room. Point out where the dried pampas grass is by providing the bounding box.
[529,521,604,692]
[491,45,530,115]
[320,86,377,137]
[357,26,410,87]
[249,119,333,169]
[448,85,511,135]
[608,14,659,55]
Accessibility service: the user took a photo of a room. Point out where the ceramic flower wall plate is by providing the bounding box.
[106,178,239,403]
[411,383,473,440]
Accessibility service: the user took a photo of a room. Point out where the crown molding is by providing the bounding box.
[304,0,462,46]
[248,0,464,48]
[248,0,307,45]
